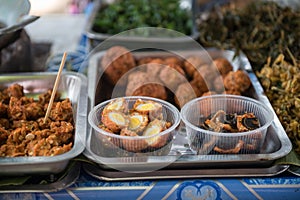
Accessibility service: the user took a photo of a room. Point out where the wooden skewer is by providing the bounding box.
[43,52,68,123]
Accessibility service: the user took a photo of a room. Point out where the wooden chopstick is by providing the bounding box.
[43,52,68,123]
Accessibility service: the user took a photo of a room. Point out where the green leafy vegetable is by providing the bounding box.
[92,0,192,37]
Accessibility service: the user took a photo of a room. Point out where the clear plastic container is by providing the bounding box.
[88,96,181,157]
[180,94,274,154]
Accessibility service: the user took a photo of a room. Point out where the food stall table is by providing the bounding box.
[0,7,299,199]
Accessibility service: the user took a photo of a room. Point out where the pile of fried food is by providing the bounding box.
[197,110,262,154]
[98,97,172,153]
[257,54,300,155]
[100,46,251,108]
[0,84,74,157]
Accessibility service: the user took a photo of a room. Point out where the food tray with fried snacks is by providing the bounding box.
[0,72,88,175]
[83,48,292,174]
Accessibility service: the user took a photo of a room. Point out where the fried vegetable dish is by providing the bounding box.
[0,84,74,157]
[257,54,300,155]
[197,1,300,71]
[98,98,172,153]
[92,0,192,36]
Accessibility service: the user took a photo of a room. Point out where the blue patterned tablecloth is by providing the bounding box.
[1,170,299,200]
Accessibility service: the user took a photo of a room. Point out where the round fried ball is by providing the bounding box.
[223,70,251,93]
[101,46,136,85]
[212,58,233,76]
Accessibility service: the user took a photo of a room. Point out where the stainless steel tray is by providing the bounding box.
[85,0,199,51]
[84,48,292,174]
[0,162,81,193]
[83,163,289,181]
[0,72,88,175]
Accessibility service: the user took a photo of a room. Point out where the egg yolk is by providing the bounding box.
[109,112,126,125]
[137,103,155,111]
[129,116,142,130]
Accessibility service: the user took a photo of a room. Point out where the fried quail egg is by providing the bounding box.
[120,128,148,152]
[101,111,128,133]
[103,98,127,114]
[143,119,168,148]
[133,99,163,120]
[128,112,148,133]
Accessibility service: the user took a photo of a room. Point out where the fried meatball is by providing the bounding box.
[137,57,154,65]
[145,63,164,81]
[223,90,241,95]
[175,82,200,108]
[202,91,217,97]
[101,46,136,85]
[159,63,186,91]
[212,58,233,76]
[223,70,251,93]
[126,71,149,96]
[164,56,182,66]
[132,83,168,100]
[183,56,205,78]
[213,75,225,93]
[147,58,165,65]
[190,71,209,94]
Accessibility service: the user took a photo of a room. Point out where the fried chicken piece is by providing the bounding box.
[8,96,26,120]
[5,83,24,99]
[212,58,233,76]
[224,70,251,93]
[101,46,136,85]
[48,98,73,122]
[158,63,186,91]
[0,102,8,117]
[38,89,61,105]
[190,71,209,94]
[0,118,9,129]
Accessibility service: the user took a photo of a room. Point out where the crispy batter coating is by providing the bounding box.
[143,119,169,149]
[133,99,163,120]
[5,83,24,99]
[224,70,251,93]
[101,46,136,85]
[120,128,148,152]
[101,111,129,133]
[0,84,74,157]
